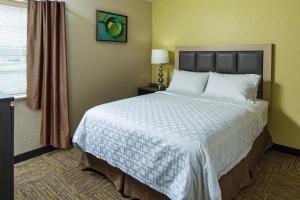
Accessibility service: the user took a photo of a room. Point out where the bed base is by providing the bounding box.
[79,130,272,200]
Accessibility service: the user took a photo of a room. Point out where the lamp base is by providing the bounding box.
[157,84,166,91]
[157,64,166,91]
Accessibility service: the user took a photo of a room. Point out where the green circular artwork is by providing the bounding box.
[105,17,123,38]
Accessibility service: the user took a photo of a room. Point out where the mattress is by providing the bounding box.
[73,92,268,200]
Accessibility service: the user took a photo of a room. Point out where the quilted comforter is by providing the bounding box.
[73,92,266,200]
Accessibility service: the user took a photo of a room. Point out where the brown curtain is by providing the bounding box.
[26,0,70,148]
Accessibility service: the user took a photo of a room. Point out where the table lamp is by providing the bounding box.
[151,49,169,90]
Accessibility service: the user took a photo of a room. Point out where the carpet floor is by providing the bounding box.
[15,148,300,200]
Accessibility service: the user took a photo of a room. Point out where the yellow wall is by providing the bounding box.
[153,0,300,149]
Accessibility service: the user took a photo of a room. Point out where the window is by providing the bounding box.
[0,3,27,96]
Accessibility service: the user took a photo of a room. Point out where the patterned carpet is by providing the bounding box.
[15,148,300,200]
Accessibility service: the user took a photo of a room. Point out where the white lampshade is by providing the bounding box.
[151,49,169,64]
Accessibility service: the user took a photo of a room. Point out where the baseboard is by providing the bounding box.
[14,146,56,164]
[272,144,300,157]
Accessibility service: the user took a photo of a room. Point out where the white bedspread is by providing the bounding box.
[73,92,268,200]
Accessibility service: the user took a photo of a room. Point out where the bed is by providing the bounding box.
[73,44,273,200]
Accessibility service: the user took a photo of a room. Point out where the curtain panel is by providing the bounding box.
[26,0,70,148]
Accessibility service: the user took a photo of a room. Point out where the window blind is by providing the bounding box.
[0,3,27,95]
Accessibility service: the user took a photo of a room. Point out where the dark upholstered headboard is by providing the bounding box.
[175,44,272,101]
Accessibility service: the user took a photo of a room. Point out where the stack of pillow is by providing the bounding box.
[167,69,261,102]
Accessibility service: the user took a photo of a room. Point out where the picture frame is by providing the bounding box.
[96,10,128,43]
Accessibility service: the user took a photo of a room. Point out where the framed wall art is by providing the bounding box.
[96,10,128,43]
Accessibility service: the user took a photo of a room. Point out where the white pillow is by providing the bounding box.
[167,69,209,96]
[203,72,261,102]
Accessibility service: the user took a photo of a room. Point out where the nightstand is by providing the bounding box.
[138,86,165,95]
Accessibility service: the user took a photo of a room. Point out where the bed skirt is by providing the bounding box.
[79,130,272,200]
